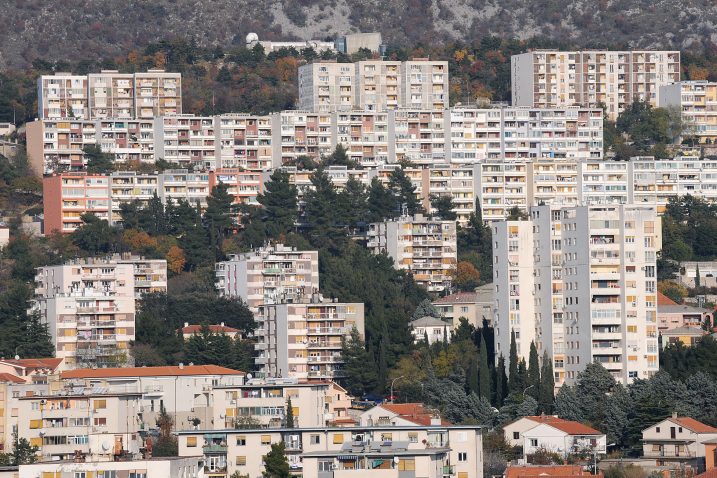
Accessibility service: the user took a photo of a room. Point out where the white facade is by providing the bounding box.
[511,50,680,120]
[367,214,458,292]
[493,204,661,386]
[19,457,204,478]
[522,422,606,458]
[659,81,717,144]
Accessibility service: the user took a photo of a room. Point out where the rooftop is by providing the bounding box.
[179,323,240,335]
[523,416,603,435]
[1,357,63,370]
[661,326,707,337]
[657,292,678,306]
[378,403,451,426]
[506,465,599,478]
[61,364,244,379]
[0,373,24,383]
[410,316,451,328]
[668,416,717,434]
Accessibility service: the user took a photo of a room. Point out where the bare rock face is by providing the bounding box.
[2,0,716,68]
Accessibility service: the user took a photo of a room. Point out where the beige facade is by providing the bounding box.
[216,113,273,170]
[368,214,458,292]
[33,261,138,369]
[400,60,449,110]
[215,244,320,312]
[255,300,365,380]
[355,61,402,111]
[433,284,495,329]
[154,115,216,169]
[271,110,334,166]
[642,415,717,467]
[298,62,357,112]
[659,81,717,144]
[37,73,89,119]
[512,50,680,120]
[212,379,351,429]
[178,425,483,478]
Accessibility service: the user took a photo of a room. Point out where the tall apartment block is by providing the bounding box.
[215,244,320,312]
[335,110,390,168]
[33,260,138,369]
[216,113,273,170]
[43,172,111,233]
[659,80,717,144]
[367,214,457,292]
[154,115,216,169]
[271,110,334,166]
[298,59,449,112]
[36,73,89,119]
[38,69,181,120]
[298,62,356,112]
[577,159,630,206]
[511,50,680,119]
[493,204,661,386]
[390,108,448,167]
[255,298,365,380]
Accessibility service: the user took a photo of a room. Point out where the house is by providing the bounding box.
[432,283,495,329]
[661,326,708,349]
[504,415,565,447]
[0,357,64,383]
[658,292,709,331]
[410,316,453,344]
[179,322,241,340]
[521,419,606,458]
[359,403,449,427]
[18,456,204,478]
[642,414,717,471]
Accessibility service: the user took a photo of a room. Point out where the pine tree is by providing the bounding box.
[508,329,519,393]
[388,167,421,216]
[285,398,295,428]
[538,350,554,414]
[302,170,343,248]
[256,169,298,239]
[367,177,396,222]
[696,263,701,288]
[262,442,290,478]
[479,335,491,400]
[204,182,235,258]
[378,336,388,394]
[340,327,378,396]
[527,341,541,399]
[430,194,457,220]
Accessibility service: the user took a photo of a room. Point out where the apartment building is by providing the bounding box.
[108,171,160,223]
[158,168,211,207]
[334,109,391,167]
[577,159,630,206]
[298,62,356,112]
[18,389,142,461]
[216,113,273,170]
[33,261,137,369]
[178,425,483,478]
[215,244,320,312]
[209,169,263,208]
[154,115,216,169]
[423,164,478,225]
[511,50,680,119]
[660,80,717,144]
[134,70,182,119]
[43,172,111,233]
[355,60,402,111]
[26,119,98,175]
[493,204,662,386]
[477,160,530,222]
[36,73,89,119]
[433,283,495,329]
[401,59,450,110]
[390,108,447,167]
[270,110,333,166]
[60,365,245,432]
[255,298,365,380]
[368,214,458,292]
[212,378,351,429]
[19,457,204,478]
[298,59,449,112]
[113,254,168,298]
[97,118,156,164]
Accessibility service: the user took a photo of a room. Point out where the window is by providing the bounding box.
[93,399,107,410]
[458,473,469,478]
[236,436,246,446]
[458,452,468,462]
[98,472,117,478]
[513,432,520,440]
[236,456,247,466]
[381,433,393,441]
[319,461,334,472]
[408,432,418,443]
[30,419,42,429]
[310,434,320,445]
[398,459,416,471]
[94,417,107,427]
[129,472,147,478]
[186,436,197,447]
[261,435,272,445]
[333,433,344,444]
[530,439,538,447]
[656,427,660,433]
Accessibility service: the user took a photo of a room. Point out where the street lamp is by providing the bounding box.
[390,375,405,404]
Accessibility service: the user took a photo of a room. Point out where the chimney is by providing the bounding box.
[220,322,225,327]
[672,412,678,419]
[179,363,184,369]
[184,322,189,328]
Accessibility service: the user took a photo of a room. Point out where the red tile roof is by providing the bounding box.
[524,416,602,435]
[380,403,451,426]
[506,465,599,478]
[0,373,24,383]
[2,358,63,370]
[179,324,240,334]
[658,291,678,306]
[62,365,244,379]
[670,417,717,434]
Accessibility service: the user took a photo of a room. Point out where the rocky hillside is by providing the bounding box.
[2,0,717,69]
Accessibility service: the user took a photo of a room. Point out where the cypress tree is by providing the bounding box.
[495,354,507,407]
[467,358,479,395]
[527,341,541,399]
[508,329,519,393]
[517,358,528,394]
[479,335,491,400]
[285,397,295,428]
[538,350,555,414]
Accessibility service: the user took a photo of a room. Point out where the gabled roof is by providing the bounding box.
[695,468,717,478]
[1,358,63,370]
[522,416,602,435]
[0,373,24,383]
[661,326,707,337]
[179,324,240,334]
[506,465,596,478]
[657,292,678,306]
[669,416,717,434]
[378,403,451,426]
[434,291,479,304]
[61,364,244,379]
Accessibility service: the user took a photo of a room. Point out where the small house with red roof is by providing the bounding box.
[504,415,567,447]
[359,402,449,427]
[0,357,64,383]
[642,413,717,470]
[178,322,241,340]
[521,416,606,458]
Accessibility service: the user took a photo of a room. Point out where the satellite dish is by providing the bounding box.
[246,373,253,380]
[246,32,259,44]
[393,457,400,464]
[102,441,111,451]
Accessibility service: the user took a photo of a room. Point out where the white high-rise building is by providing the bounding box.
[493,204,661,386]
[511,50,680,120]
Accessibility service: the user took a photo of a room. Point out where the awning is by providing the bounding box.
[338,455,358,460]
